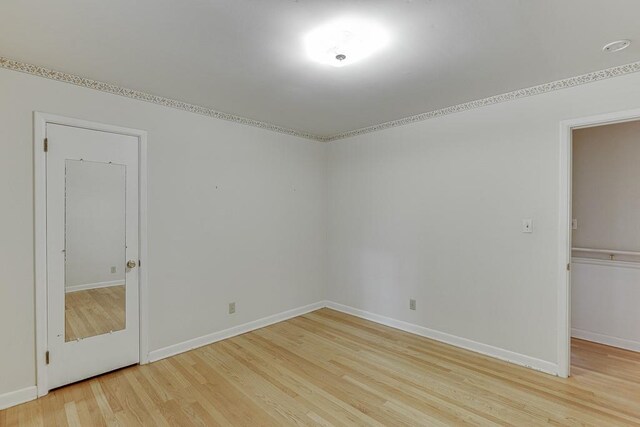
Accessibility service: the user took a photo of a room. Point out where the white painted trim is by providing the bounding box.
[0,301,325,410]
[572,257,640,270]
[65,280,124,293]
[572,247,640,257]
[325,63,640,141]
[148,302,326,362]
[0,386,38,411]
[150,300,561,375]
[572,328,640,353]
[326,301,559,376]
[557,119,572,379]
[4,57,640,142]
[138,131,150,364]
[9,297,565,410]
[2,57,321,142]
[34,112,48,397]
[558,107,640,379]
[33,112,149,396]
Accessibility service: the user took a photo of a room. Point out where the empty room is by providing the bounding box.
[1,0,640,425]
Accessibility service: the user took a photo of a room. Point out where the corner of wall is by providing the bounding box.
[322,141,331,302]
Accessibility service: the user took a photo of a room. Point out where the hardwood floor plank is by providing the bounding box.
[2,308,640,426]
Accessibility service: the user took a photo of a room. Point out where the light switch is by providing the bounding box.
[572,219,578,230]
[522,219,533,233]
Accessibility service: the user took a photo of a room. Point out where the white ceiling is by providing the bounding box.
[1,0,639,138]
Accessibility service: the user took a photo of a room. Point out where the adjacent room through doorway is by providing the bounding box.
[570,119,640,382]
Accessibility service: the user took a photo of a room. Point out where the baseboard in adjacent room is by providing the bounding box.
[148,301,326,362]
[325,301,559,376]
[65,280,124,293]
[0,386,37,411]
[572,328,640,352]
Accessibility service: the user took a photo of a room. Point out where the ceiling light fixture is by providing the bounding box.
[602,39,631,53]
[304,17,389,67]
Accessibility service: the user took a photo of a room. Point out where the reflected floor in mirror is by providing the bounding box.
[65,285,125,341]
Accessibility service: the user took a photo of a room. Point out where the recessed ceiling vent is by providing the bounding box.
[602,40,631,53]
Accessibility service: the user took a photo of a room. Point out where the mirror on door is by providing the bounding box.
[64,159,127,341]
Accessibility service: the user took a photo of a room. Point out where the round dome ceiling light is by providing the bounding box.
[304,17,390,67]
[602,40,631,53]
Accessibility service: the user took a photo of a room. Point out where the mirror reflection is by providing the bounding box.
[64,160,126,341]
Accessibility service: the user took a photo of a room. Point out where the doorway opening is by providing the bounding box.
[559,109,640,378]
[571,119,640,379]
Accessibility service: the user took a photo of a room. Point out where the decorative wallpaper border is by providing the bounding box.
[1,55,640,142]
[0,56,324,142]
[324,60,640,142]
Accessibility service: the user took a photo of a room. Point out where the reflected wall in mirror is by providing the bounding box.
[65,160,127,341]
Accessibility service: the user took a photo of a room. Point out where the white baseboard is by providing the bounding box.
[149,300,559,375]
[326,301,559,376]
[65,280,123,293]
[0,386,37,410]
[572,328,640,352]
[148,301,326,362]
[1,300,562,412]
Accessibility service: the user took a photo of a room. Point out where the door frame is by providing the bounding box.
[557,107,640,378]
[34,112,149,397]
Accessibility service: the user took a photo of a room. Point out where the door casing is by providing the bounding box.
[34,112,149,397]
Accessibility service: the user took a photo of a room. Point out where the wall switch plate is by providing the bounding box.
[228,302,236,314]
[522,219,533,233]
[111,266,117,274]
[572,219,578,230]
[409,299,416,310]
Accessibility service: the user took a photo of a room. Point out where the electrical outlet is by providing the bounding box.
[409,299,416,311]
[228,302,236,314]
[110,266,117,274]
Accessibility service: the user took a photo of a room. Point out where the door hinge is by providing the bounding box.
[567,263,571,271]
[44,138,48,152]
[45,350,50,365]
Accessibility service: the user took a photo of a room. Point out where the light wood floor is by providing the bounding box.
[3,308,640,426]
[65,285,125,341]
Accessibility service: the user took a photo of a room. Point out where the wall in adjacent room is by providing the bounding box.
[572,120,640,252]
[571,259,640,352]
[0,67,327,398]
[327,71,640,371]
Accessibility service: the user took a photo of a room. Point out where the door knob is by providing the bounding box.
[127,260,137,269]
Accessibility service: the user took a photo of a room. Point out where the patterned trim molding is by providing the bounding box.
[2,56,640,142]
[324,60,640,142]
[0,56,324,142]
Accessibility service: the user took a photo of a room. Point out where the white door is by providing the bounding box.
[46,123,139,389]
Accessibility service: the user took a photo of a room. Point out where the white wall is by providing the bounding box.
[571,259,640,351]
[65,160,126,289]
[3,62,640,402]
[572,120,640,253]
[0,67,327,397]
[327,71,640,369]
